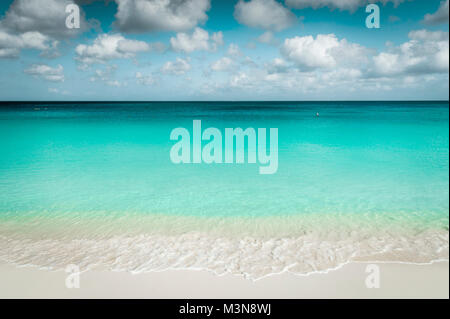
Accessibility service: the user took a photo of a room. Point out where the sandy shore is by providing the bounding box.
[0,261,448,299]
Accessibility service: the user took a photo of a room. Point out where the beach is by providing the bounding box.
[0,0,449,302]
[0,261,448,299]
[0,101,448,299]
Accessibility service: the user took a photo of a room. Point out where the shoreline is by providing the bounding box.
[0,261,448,299]
[1,231,448,280]
[1,213,448,280]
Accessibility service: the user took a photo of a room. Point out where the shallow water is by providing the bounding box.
[0,101,448,277]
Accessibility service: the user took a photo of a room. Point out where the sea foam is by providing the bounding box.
[0,213,448,280]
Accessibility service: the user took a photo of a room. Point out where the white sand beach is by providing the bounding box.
[0,261,448,299]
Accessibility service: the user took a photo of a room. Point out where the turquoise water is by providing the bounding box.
[0,101,448,276]
[0,101,448,220]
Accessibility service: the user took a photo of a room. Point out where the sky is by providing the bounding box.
[0,0,448,101]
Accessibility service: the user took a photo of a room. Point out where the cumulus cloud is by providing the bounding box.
[170,27,223,53]
[135,72,157,85]
[105,80,124,87]
[75,34,151,65]
[206,62,359,97]
[24,64,64,82]
[281,34,370,70]
[211,57,234,72]
[89,64,118,83]
[423,0,449,25]
[114,0,210,33]
[0,0,89,38]
[265,58,289,74]
[229,72,252,89]
[234,0,296,31]
[372,30,449,76]
[280,30,448,79]
[227,43,243,57]
[48,87,70,95]
[204,29,447,98]
[89,64,126,87]
[409,29,448,41]
[0,0,92,58]
[0,30,53,58]
[0,48,19,58]
[161,57,191,75]
[257,31,277,45]
[285,0,405,12]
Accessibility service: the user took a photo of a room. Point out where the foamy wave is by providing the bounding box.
[0,214,448,279]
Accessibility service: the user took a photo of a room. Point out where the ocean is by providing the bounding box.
[0,101,448,278]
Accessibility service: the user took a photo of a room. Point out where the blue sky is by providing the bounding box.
[0,0,448,100]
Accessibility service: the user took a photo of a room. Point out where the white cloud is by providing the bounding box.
[211,31,224,47]
[88,64,126,87]
[257,31,277,44]
[89,64,118,83]
[218,66,323,95]
[372,30,449,76]
[202,55,448,99]
[408,29,448,41]
[170,27,223,53]
[0,48,19,58]
[205,29,449,99]
[423,0,449,25]
[114,0,210,33]
[282,35,338,69]
[280,30,448,78]
[229,72,252,88]
[227,43,243,57]
[321,68,362,81]
[162,57,191,75]
[234,0,296,31]
[19,32,52,50]
[117,38,151,53]
[136,72,157,85]
[0,30,53,58]
[40,40,61,59]
[285,0,405,12]
[211,57,234,71]
[75,34,151,65]
[281,34,370,70]
[103,80,124,87]
[24,64,64,82]
[0,0,88,58]
[48,87,70,95]
[265,58,289,74]
[0,0,89,38]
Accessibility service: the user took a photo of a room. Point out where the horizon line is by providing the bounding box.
[0,100,449,103]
